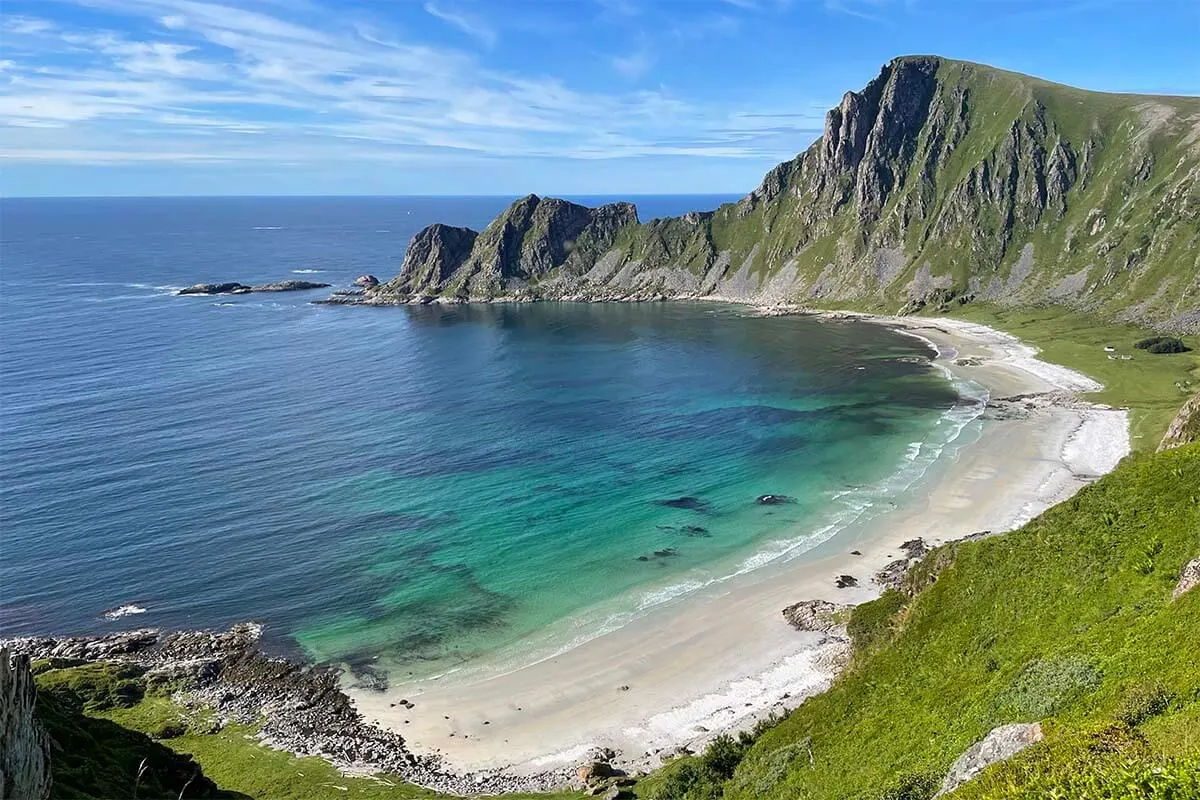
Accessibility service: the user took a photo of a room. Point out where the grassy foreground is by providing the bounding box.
[636,443,1200,800]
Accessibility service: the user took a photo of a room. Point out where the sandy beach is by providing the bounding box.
[348,314,1131,779]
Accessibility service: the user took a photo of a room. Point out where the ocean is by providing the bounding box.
[0,196,979,681]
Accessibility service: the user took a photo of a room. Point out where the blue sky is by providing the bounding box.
[2,0,1198,197]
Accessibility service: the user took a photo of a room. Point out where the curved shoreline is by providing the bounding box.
[345,313,1131,777]
[2,313,1132,794]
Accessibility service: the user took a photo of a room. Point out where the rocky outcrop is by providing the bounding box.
[373,196,638,300]
[0,626,570,795]
[936,722,1043,796]
[337,56,1200,331]
[781,600,848,636]
[874,538,934,591]
[1159,396,1200,450]
[1,650,51,800]
[179,280,329,295]
[1174,557,1200,600]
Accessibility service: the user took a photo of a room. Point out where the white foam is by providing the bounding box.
[292,269,324,274]
[525,743,599,768]
[253,226,284,230]
[103,604,147,620]
[622,641,846,747]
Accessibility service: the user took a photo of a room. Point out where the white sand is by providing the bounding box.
[348,315,1130,778]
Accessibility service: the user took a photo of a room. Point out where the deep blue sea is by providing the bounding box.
[0,196,973,679]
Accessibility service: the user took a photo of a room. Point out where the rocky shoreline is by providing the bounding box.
[0,625,576,795]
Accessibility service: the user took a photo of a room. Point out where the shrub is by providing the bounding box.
[1134,336,1191,354]
[992,655,1102,719]
[877,771,940,800]
[1117,683,1175,727]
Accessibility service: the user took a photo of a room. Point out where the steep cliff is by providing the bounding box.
[382,195,638,298]
[361,56,1200,331]
[1,650,51,800]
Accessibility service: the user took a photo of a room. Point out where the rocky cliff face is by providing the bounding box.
[360,56,1200,331]
[382,195,638,298]
[1,650,51,800]
[1159,395,1200,450]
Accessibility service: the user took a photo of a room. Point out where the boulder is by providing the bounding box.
[835,574,858,588]
[1173,557,1200,600]
[756,494,796,505]
[937,723,1043,796]
[781,599,847,634]
[577,761,615,784]
[355,274,380,288]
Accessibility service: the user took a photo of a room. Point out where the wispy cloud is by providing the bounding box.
[611,43,654,79]
[423,2,498,48]
[823,0,890,22]
[0,0,823,168]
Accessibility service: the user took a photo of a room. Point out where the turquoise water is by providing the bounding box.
[0,197,968,683]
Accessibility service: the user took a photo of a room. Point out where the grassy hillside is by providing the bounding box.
[635,443,1200,800]
[948,305,1200,450]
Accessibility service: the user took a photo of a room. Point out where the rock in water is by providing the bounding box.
[253,280,331,292]
[656,496,710,512]
[178,280,330,295]
[178,282,253,295]
[355,274,380,288]
[0,650,52,800]
[756,494,796,505]
[937,723,1043,796]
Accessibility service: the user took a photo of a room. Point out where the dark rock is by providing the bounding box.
[178,282,253,295]
[835,574,858,588]
[652,548,678,558]
[756,494,796,505]
[253,280,331,292]
[355,274,380,288]
[656,496,711,512]
[179,280,330,295]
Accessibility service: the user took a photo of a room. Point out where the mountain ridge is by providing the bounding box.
[345,55,1200,332]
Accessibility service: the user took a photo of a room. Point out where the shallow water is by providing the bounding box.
[0,196,964,678]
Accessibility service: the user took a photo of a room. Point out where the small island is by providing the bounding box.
[178,279,330,295]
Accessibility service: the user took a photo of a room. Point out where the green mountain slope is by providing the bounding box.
[360,56,1200,332]
[634,443,1200,800]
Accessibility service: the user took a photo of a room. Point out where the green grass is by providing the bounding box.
[949,305,1200,449]
[635,443,1200,800]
